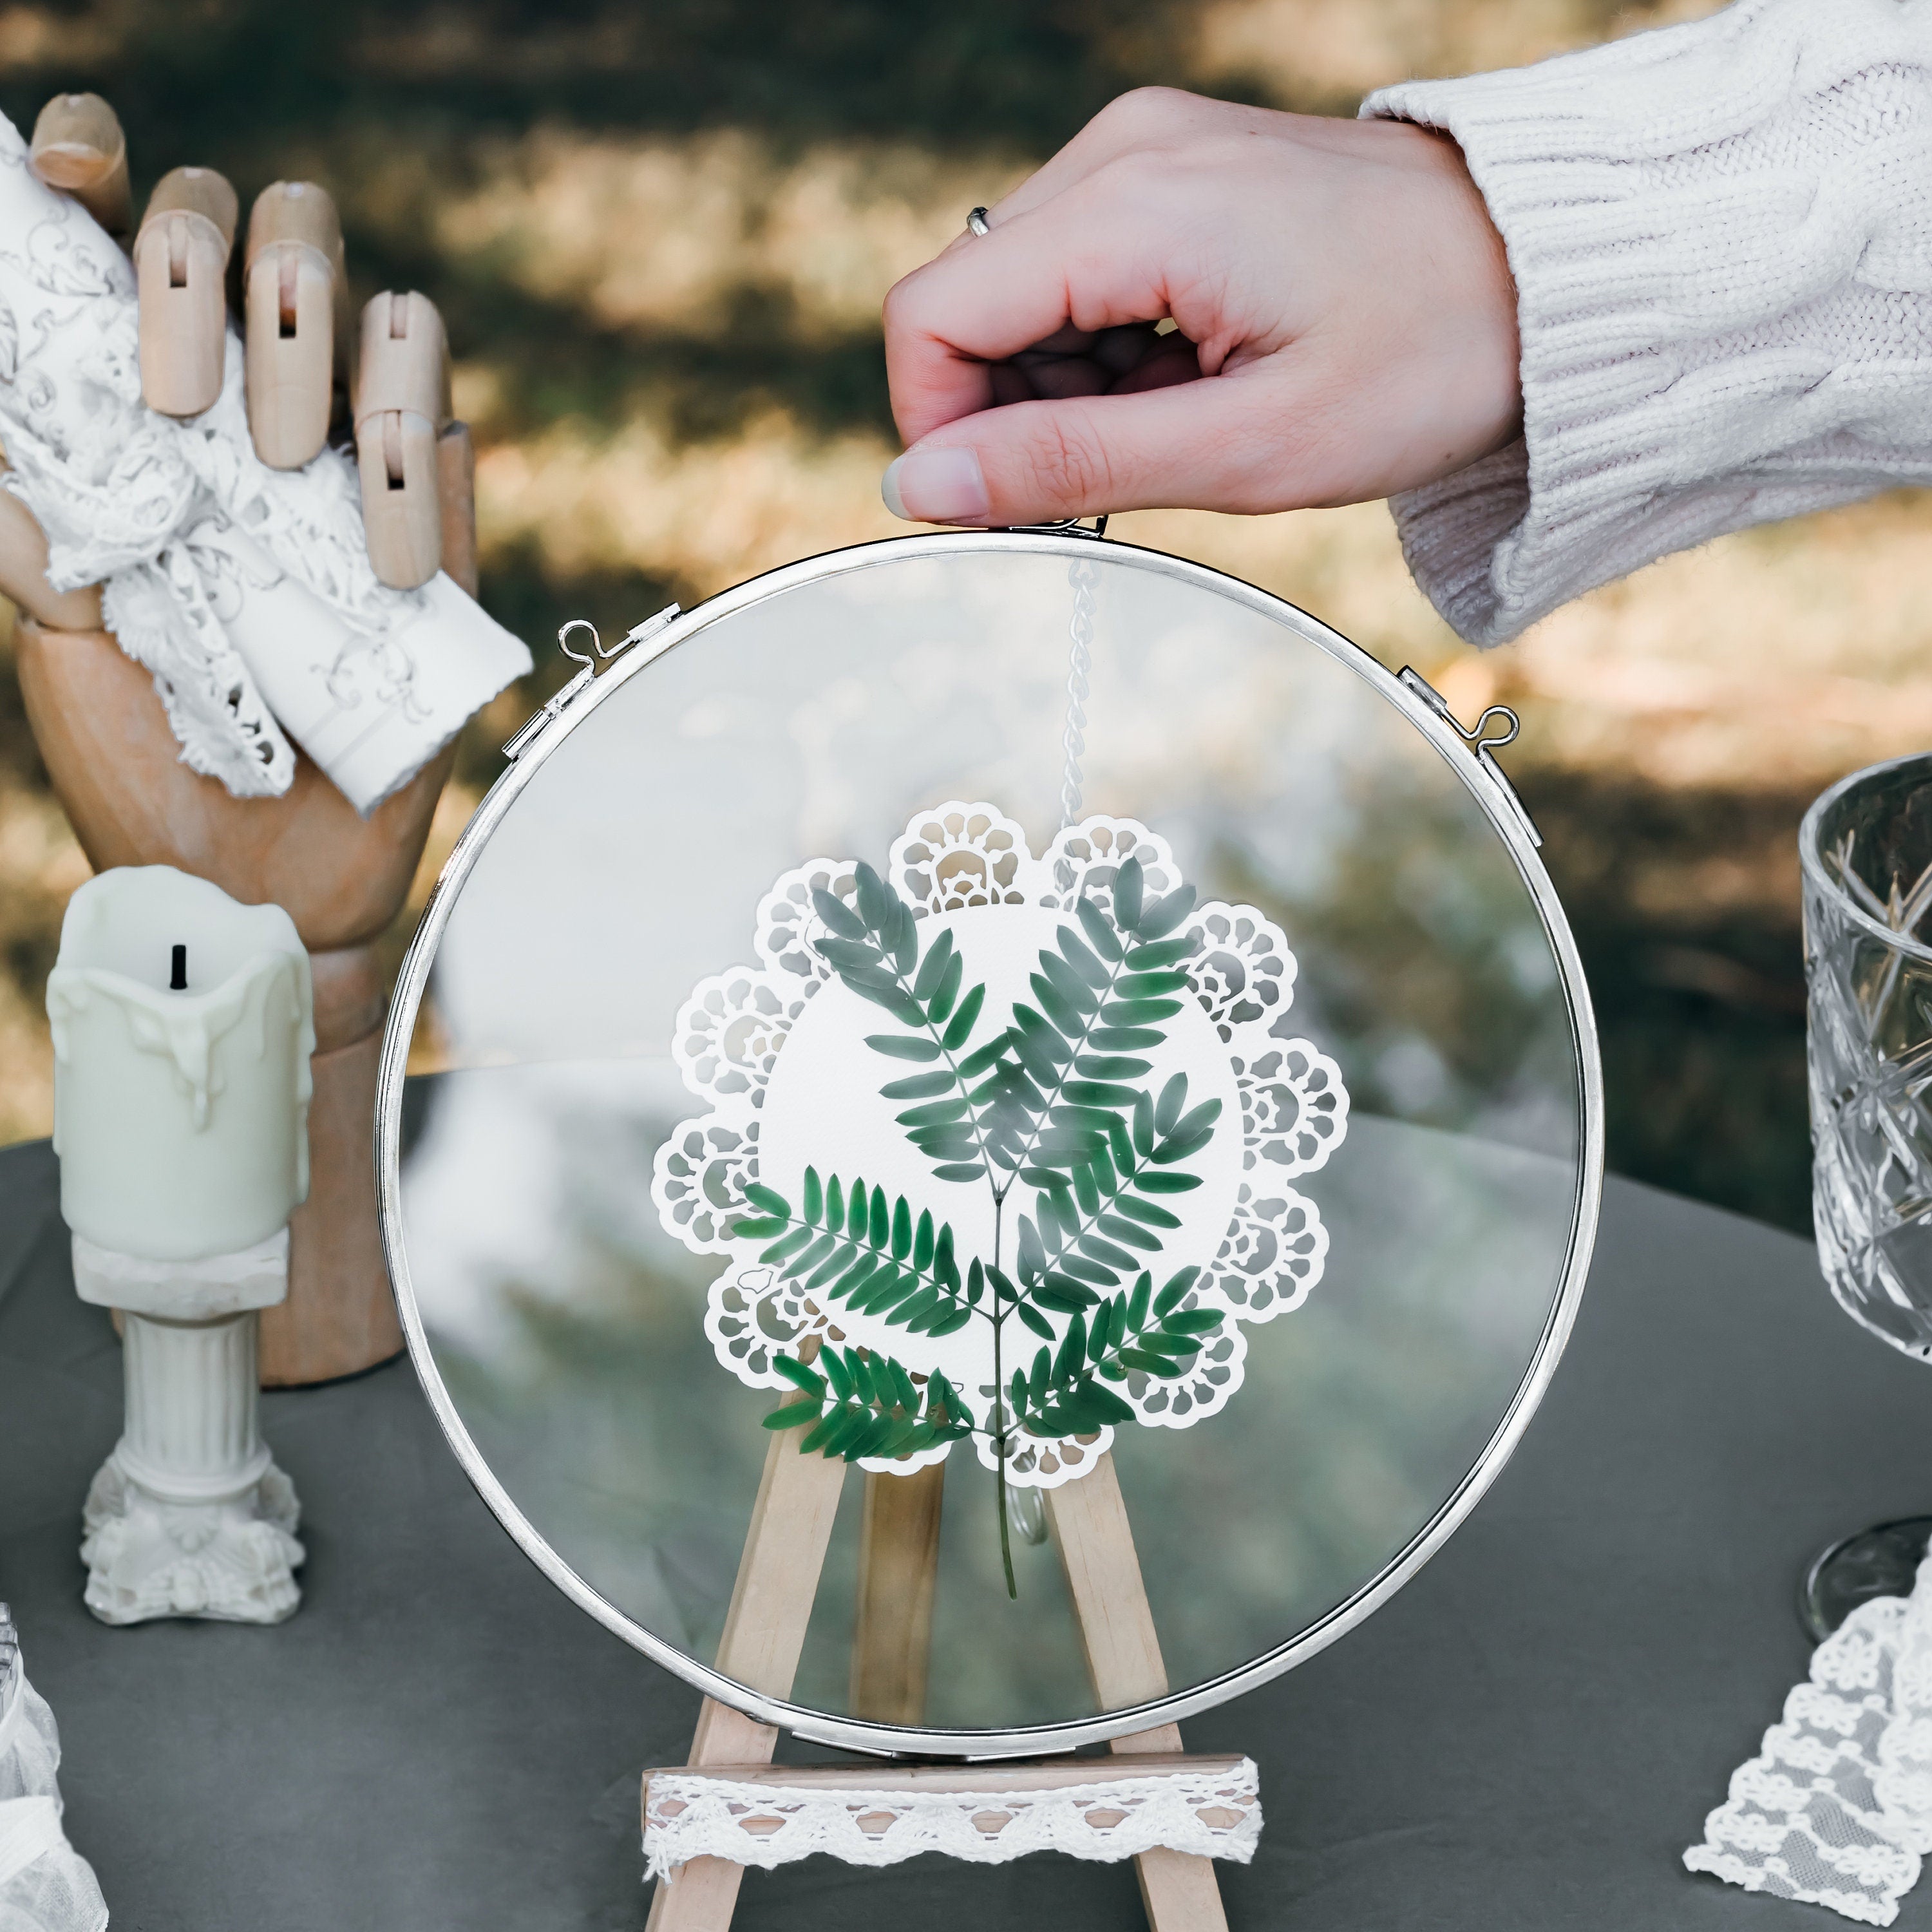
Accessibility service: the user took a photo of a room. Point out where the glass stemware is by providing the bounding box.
[1800,752,1932,1637]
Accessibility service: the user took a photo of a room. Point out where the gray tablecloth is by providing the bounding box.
[2,1134,1926,1930]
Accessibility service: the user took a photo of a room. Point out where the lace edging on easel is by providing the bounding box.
[644,1758,1262,1879]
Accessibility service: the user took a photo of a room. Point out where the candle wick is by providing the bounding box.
[169,944,187,992]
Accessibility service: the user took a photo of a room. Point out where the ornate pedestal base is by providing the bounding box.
[73,1230,304,1626]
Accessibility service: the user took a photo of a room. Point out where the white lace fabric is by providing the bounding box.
[643,1757,1261,1880]
[1687,1555,1932,1924]
[0,111,529,811]
[0,1657,107,1932]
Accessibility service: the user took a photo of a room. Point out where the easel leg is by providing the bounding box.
[1133,1842,1231,1932]
[643,1830,746,1932]
[649,1446,1229,1932]
[646,1426,848,1932]
[1046,1455,1229,1932]
[849,1461,945,1723]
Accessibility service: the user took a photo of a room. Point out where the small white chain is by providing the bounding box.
[1059,558,1095,828]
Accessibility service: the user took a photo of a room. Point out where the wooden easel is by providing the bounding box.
[642,1434,1232,1931]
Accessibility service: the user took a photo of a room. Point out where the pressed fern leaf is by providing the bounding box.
[746,849,1237,1505]
[764,1345,977,1464]
[975,857,1202,1193]
[808,865,999,1184]
[728,1170,977,1336]
[1008,1068,1222,1305]
[1002,1265,1225,1441]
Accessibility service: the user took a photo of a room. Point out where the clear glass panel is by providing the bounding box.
[392,541,1586,1737]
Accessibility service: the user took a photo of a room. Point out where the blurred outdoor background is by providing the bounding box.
[0,0,1907,1236]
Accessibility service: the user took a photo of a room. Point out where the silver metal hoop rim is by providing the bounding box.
[376,527,1604,1761]
[966,205,991,237]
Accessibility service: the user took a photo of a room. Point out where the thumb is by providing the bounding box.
[879,375,1298,526]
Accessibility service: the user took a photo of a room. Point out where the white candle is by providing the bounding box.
[47,866,314,1262]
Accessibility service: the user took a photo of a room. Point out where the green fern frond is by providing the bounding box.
[763,1345,977,1464]
[1001,1264,1222,1441]
[808,871,999,1183]
[731,1171,982,1334]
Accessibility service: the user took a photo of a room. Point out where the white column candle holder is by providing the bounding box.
[73,1227,303,1626]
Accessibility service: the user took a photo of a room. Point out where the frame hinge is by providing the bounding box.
[503,604,682,760]
[1000,515,1110,540]
[1397,665,1540,849]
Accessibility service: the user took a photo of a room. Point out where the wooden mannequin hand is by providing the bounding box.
[6,93,471,948]
[879,88,1521,526]
[22,91,475,598]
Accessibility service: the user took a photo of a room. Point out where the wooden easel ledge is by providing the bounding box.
[645,1751,1251,1839]
[649,1751,1246,1797]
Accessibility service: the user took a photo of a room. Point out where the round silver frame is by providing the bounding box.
[375,527,1604,1761]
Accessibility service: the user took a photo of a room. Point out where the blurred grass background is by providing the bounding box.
[0,0,1903,1235]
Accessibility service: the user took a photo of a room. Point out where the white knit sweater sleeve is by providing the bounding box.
[1361,0,1932,647]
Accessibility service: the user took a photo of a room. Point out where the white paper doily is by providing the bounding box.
[652,802,1349,1489]
[643,1758,1262,1877]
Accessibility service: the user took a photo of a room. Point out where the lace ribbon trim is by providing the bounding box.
[1686,1555,1932,1925]
[0,1657,109,1932]
[644,1759,1262,1879]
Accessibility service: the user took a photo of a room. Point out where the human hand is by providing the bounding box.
[880,88,1520,526]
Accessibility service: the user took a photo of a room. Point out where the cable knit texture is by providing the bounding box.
[1362,0,1932,645]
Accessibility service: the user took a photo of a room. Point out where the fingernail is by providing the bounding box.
[881,446,989,524]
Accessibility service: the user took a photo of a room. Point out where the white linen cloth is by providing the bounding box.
[1363,0,1932,647]
[0,114,529,811]
[0,1651,106,1932]
[1687,1553,1932,1924]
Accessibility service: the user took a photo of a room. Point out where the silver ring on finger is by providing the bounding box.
[966,206,990,237]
